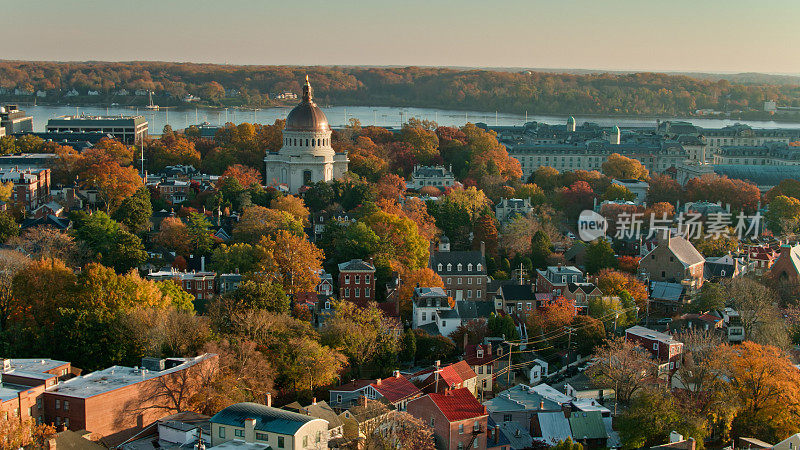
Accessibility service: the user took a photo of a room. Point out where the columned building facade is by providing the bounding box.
[265,77,348,193]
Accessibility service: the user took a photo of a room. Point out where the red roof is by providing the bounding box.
[371,374,422,403]
[333,379,373,392]
[427,388,486,422]
[439,360,477,387]
[463,344,495,366]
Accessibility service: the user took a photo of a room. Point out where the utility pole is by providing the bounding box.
[507,343,513,386]
[567,327,574,365]
[613,313,619,335]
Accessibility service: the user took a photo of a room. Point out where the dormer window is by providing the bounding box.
[438,263,443,271]
[447,263,452,271]
[477,348,484,358]
[467,263,473,271]
[477,263,482,271]
[457,263,462,271]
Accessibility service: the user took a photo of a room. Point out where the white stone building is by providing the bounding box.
[264,77,348,193]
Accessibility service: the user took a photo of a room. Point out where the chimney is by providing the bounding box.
[463,333,468,351]
[266,392,272,407]
[312,397,317,405]
[244,418,256,443]
[539,400,544,410]
[376,378,382,385]
[394,370,400,378]
[495,425,500,444]
[480,240,485,257]
[201,256,206,272]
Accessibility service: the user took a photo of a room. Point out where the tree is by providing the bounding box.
[155,281,196,312]
[0,211,19,243]
[585,239,617,274]
[360,207,430,271]
[257,230,324,295]
[558,181,595,221]
[154,217,192,256]
[647,175,682,204]
[7,226,78,264]
[77,147,142,211]
[472,213,499,257]
[765,195,800,236]
[603,184,636,201]
[396,267,444,320]
[487,313,520,341]
[587,336,654,405]
[231,275,289,313]
[0,249,29,331]
[530,230,553,270]
[725,277,786,347]
[210,243,259,274]
[672,330,729,420]
[449,320,489,351]
[688,282,726,313]
[12,258,77,328]
[570,315,606,356]
[693,234,739,257]
[365,410,436,450]
[551,438,583,450]
[186,212,214,255]
[219,163,262,189]
[270,195,310,225]
[0,418,56,450]
[531,166,561,191]
[321,299,402,377]
[596,269,648,306]
[601,153,649,180]
[281,336,347,393]
[233,206,303,244]
[616,255,640,274]
[106,228,148,272]
[113,187,153,235]
[618,388,706,450]
[528,297,576,334]
[723,341,800,442]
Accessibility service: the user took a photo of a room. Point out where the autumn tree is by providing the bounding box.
[528,296,577,334]
[646,175,682,204]
[233,206,304,244]
[187,212,214,255]
[595,269,648,306]
[280,336,347,393]
[618,388,707,450]
[270,195,310,225]
[396,267,444,321]
[601,153,649,180]
[360,207,429,271]
[257,230,324,295]
[603,184,636,202]
[558,181,595,221]
[0,418,56,450]
[0,250,29,331]
[230,274,289,313]
[154,217,193,256]
[765,195,800,236]
[219,163,262,188]
[723,341,800,442]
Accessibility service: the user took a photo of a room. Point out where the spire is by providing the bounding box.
[302,75,313,102]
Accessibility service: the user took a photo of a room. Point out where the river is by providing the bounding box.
[20,104,800,133]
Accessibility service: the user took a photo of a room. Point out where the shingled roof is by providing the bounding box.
[425,388,487,422]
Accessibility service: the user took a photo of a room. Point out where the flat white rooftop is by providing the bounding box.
[46,354,215,399]
[3,358,68,374]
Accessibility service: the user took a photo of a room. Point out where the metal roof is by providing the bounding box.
[210,402,323,436]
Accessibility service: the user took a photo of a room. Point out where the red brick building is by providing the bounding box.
[0,359,74,423]
[0,167,51,211]
[625,326,683,375]
[338,259,376,305]
[407,388,488,450]
[146,270,216,301]
[41,354,217,446]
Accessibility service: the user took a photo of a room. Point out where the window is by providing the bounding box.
[653,343,658,350]
[64,401,69,411]
[669,361,674,370]
[365,275,371,284]
[55,399,60,410]
[467,263,473,271]
[517,302,522,311]
[474,439,479,448]
[344,288,350,297]
[422,312,427,321]
[477,263,482,271]
[337,394,342,403]
[235,429,245,438]
[365,288,371,297]
[458,443,464,450]
[256,433,269,441]
[325,301,330,309]
[316,431,321,443]
[447,278,452,284]
[503,414,512,422]
[468,277,472,285]
[447,263,452,271]
[345,275,350,284]
[477,290,482,298]
[457,263,462,271]
[477,277,481,285]
[355,288,360,297]
[438,263,443,271]
[37,398,42,409]
[459,424,464,434]
[441,320,446,327]
[430,418,435,427]
[477,366,483,374]
[219,427,226,438]
[355,275,361,284]
[467,290,472,299]
[278,436,285,448]
[457,277,462,284]
[474,420,480,432]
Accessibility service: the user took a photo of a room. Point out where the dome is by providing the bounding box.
[285,76,330,132]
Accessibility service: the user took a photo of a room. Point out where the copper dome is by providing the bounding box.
[285,76,330,132]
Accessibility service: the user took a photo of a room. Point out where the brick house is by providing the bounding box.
[564,282,602,312]
[431,237,488,301]
[0,359,75,423]
[0,167,51,211]
[407,388,488,450]
[638,232,705,293]
[625,326,683,375]
[338,259,376,305]
[747,245,779,276]
[463,344,497,397]
[535,265,585,297]
[147,269,216,301]
[769,244,800,286]
[41,354,217,446]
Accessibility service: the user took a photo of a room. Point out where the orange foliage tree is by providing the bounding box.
[595,269,648,306]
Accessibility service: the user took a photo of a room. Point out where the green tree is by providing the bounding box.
[688,282,726,313]
[765,195,800,236]
[603,184,636,201]
[487,313,520,341]
[186,212,214,255]
[401,328,417,362]
[210,243,259,274]
[552,438,583,450]
[0,211,20,243]
[105,229,147,272]
[618,389,707,450]
[155,280,196,312]
[231,275,289,313]
[112,187,153,235]
[530,230,552,270]
[585,239,617,274]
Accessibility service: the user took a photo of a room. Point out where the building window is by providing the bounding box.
[422,312,426,321]
[457,263,462,271]
[337,394,342,403]
[468,277,472,285]
[447,278,452,284]
[64,401,69,411]
[219,427,226,438]
[355,288,360,297]
[503,414,512,422]
[459,424,464,434]
[365,275,371,283]
[235,429,245,438]
[430,418,435,427]
[278,436,285,448]
[365,288,371,298]
[653,343,658,350]
[438,263,443,271]
[458,277,462,284]
[442,320,446,327]
[467,263,473,271]
[467,290,472,298]
[345,275,350,284]
[344,288,350,297]
[256,433,269,441]
[447,263,452,271]
[55,399,60,409]
[458,443,464,450]
[355,275,361,284]
[477,264,482,271]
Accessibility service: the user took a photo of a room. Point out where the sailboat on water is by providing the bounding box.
[145,90,159,110]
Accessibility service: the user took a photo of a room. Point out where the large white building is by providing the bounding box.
[264,77,348,193]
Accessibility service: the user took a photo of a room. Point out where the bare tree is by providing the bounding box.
[725,277,789,348]
[366,410,436,450]
[672,330,729,414]
[8,226,81,264]
[587,336,655,405]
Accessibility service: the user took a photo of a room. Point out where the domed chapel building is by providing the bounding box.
[264,76,349,193]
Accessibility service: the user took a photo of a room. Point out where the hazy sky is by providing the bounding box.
[4,0,799,74]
